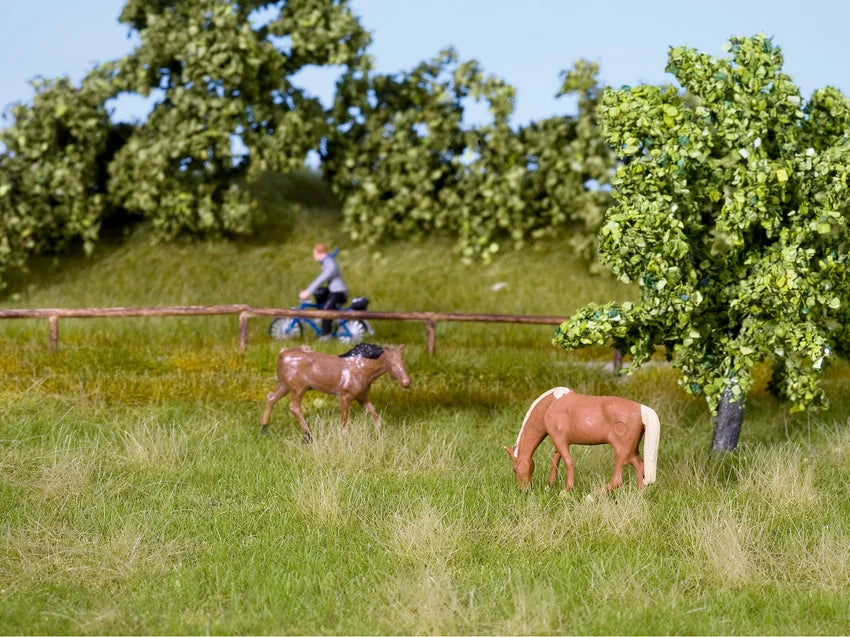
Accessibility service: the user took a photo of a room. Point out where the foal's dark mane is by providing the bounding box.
[339,343,384,359]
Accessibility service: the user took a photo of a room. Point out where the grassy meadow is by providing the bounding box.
[1,208,850,634]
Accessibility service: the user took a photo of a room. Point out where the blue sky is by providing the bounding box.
[1,0,848,128]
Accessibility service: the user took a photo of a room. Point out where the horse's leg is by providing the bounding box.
[338,394,352,433]
[288,388,313,443]
[606,445,629,492]
[547,451,561,487]
[562,449,576,491]
[358,393,382,432]
[550,440,576,491]
[261,382,290,433]
[630,453,645,489]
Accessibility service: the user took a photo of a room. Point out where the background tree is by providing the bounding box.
[324,55,614,261]
[0,72,129,287]
[2,0,615,277]
[322,48,478,248]
[0,0,371,288]
[553,34,850,451]
[108,0,370,238]
[448,60,613,261]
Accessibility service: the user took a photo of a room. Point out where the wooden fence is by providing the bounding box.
[0,305,570,355]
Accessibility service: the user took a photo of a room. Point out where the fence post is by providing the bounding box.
[426,320,436,356]
[48,315,59,351]
[239,312,249,352]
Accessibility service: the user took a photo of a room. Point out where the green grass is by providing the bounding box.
[2,216,850,634]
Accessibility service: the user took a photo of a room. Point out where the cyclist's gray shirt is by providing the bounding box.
[306,255,348,296]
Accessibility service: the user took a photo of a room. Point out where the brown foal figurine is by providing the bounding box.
[505,387,660,492]
[261,343,411,442]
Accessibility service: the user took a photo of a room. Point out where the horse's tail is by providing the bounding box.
[639,404,660,485]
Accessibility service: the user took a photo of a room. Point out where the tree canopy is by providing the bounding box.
[0,0,373,286]
[108,0,371,237]
[0,72,128,285]
[553,34,850,449]
[2,0,609,281]
[323,54,613,261]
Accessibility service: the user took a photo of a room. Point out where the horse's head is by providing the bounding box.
[504,446,533,490]
[383,345,411,389]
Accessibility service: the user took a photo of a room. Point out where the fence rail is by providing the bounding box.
[0,305,569,355]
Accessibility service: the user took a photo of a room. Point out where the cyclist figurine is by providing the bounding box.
[299,243,348,341]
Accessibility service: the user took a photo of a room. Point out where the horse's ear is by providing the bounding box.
[396,344,405,352]
[504,446,515,458]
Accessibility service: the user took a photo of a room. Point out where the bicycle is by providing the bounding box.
[268,295,374,344]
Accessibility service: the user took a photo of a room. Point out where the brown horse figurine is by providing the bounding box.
[505,387,659,492]
[261,342,411,441]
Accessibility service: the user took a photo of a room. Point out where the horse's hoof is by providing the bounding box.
[302,433,313,444]
[261,425,269,435]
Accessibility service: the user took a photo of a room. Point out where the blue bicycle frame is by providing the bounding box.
[268,299,373,343]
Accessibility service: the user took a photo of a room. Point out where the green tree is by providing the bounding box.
[0,72,128,287]
[325,55,613,261]
[550,60,615,258]
[322,48,490,249]
[109,0,370,238]
[553,35,850,450]
[447,60,613,261]
[0,0,370,287]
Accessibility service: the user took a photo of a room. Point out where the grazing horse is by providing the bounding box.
[505,387,660,492]
[261,343,411,442]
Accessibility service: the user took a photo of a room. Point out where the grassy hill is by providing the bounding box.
[1,210,849,634]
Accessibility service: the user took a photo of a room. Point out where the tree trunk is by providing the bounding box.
[710,387,745,452]
[612,348,623,373]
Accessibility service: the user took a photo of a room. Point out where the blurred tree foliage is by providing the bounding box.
[0,0,371,286]
[0,72,130,285]
[553,35,850,450]
[1,0,611,286]
[323,53,613,261]
[108,0,370,237]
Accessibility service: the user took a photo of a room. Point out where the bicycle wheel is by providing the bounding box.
[269,317,302,340]
[337,319,371,344]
